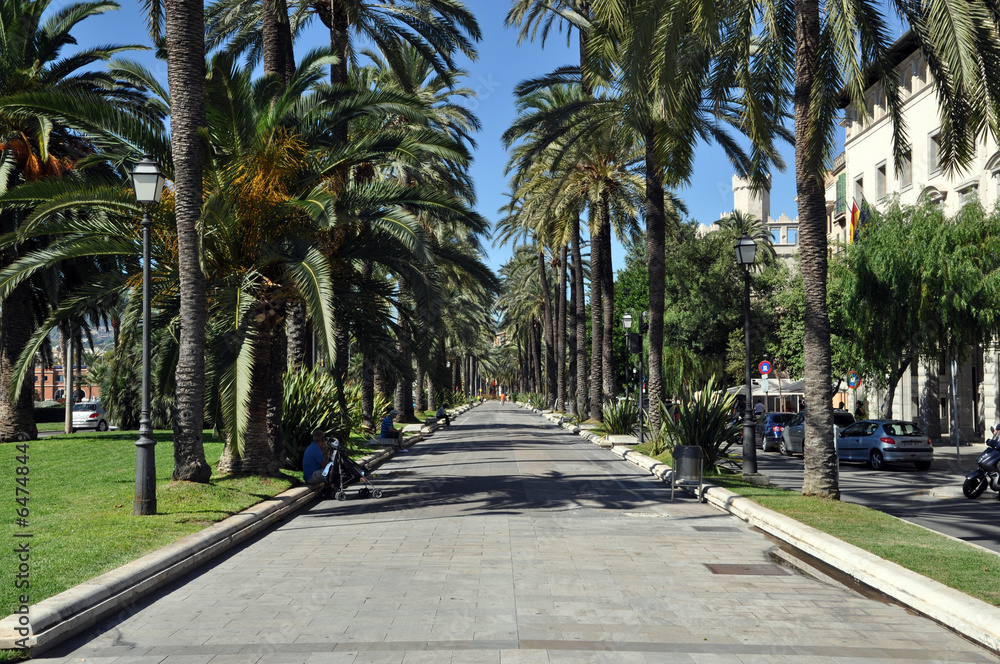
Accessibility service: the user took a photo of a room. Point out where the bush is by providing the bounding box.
[527,392,546,409]
[344,383,392,432]
[282,367,346,470]
[598,399,639,436]
[34,404,67,423]
[654,375,742,473]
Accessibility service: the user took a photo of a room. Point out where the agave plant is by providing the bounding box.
[281,366,346,471]
[655,376,742,473]
[598,399,639,436]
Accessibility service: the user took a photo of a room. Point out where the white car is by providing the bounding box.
[72,401,110,431]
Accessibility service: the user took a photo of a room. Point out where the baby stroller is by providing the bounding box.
[321,438,384,501]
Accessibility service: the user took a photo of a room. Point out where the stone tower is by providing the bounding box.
[732,175,771,223]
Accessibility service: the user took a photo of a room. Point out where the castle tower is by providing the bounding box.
[732,175,771,223]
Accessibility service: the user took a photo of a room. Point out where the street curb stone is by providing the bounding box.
[533,406,1000,656]
[0,400,483,654]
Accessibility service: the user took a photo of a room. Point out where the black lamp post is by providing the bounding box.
[622,311,646,444]
[130,155,165,516]
[735,234,758,476]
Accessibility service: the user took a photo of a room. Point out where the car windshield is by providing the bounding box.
[770,414,794,424]
[882,422,924,436]
[73,404,97,412]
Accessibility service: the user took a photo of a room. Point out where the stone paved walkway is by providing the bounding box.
[37,402,999,663]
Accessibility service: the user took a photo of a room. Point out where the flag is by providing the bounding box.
[853,198,870,244]
[849,201,859,244]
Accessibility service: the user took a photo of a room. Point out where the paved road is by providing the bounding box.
[753,443,1000,554]
[37,403,998,663]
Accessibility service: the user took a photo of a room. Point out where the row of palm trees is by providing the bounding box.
[494,0,1000,499]
[0,0,498,479]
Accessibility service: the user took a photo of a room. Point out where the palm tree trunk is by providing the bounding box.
[218,319,281,476]
[568,250,578,414]
[360,261,374,428]
[415,363,426,412]
[532,318,542,392]
[645,136,665,435]
[574,218,587,418]
[266,318,286,466]
[166,0,211,483]
[556,243,568,411]
[538,249,556,406]
[428,370,437,411]
[796,0,838,499]
[0,279,37,441]
[285,301,310,368]
[600,194,616,402]
[590,213,604,421]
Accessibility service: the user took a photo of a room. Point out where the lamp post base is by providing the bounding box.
[741,472,770,486]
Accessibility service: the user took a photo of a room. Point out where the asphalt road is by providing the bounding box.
[752,441,1000,554]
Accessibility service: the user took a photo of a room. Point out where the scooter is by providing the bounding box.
[963,425,1000,499]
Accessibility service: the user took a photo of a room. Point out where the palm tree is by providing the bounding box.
[715,0,1000,497]
[0,0,146,442]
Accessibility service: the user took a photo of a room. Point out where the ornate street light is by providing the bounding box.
[130,155,165,515]
[734,234,759,476]
[622,311,646,444]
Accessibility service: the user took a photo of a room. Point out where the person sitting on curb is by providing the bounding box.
[302,430,334,495]
[380,409,403,447]
[436,405,450,427]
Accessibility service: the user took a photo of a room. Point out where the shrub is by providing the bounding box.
[598,399,639,436]
[282,367,346,470]
[527,392,546,409]
[654,375,742,473]
[344,383,391,432]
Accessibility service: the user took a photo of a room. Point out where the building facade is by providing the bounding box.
[826,32,995,441]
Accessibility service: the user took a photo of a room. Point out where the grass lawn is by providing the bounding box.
[0,430,298,623]
[632,441,1000,607]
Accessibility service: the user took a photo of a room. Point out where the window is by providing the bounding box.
[770,228,781,244]
[787,228,798,244]
[854,175,864,203]
[876,162,887,198]
[901,149,912,189]
[959,183,979,206]
[929,131,942,174]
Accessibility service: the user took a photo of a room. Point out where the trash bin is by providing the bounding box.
[671,445,704,502]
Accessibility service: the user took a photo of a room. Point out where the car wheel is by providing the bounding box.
[914,460,931,471]
[869,449,885,470]
[779,437,790,456]
[964,474,988,499]
[97,420,109,432]
[758,433,766,449]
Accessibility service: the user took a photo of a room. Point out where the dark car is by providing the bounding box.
[780,409,856,455]
[756,412,796,452]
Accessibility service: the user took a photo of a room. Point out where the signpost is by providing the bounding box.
[847,371,860,389]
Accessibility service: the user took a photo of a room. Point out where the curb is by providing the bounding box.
[0,405,490,655]
[531,407,1000,656]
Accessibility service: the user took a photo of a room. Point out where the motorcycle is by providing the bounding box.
[963,425,1000,499]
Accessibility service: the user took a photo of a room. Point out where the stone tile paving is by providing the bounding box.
[34,403,998,664]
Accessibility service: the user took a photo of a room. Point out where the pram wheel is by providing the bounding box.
[335,490,347,501]
[358,487,370,498]
[373,489,383,498]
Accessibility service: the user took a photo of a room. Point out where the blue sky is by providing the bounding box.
[67,0,801,272]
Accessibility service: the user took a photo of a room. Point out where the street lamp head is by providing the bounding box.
[130,155,165,204]
[734,234,758,267]
[622,312,633,329]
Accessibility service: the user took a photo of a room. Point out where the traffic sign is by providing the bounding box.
[847,371,861,389]
[758,360,771,375]
[760,376,770,393]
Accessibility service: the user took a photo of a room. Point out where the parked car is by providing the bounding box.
[780,409,856,455]
[72,401,109,431]
[756,412,796,451]
[836,419,933,470]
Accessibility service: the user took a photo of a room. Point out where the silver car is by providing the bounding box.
[779,410,856,455]
[836,419,933,471]
[72,401,109,431]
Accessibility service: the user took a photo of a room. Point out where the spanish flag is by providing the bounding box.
[849,201,859,244]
